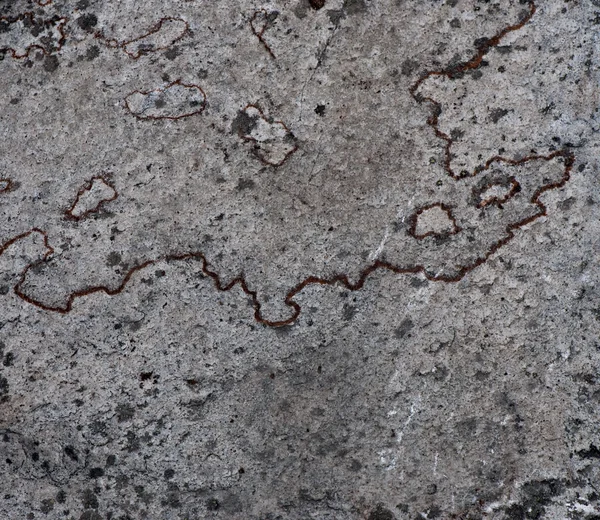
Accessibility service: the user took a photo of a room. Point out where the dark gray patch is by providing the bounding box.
[116,403,134,422]
[106,251,121,267]
[400,58,419,76]
[77,14,98,33]
[85,45,100,61]
[0,376,8,402]
[79,512,102,520]
[489,108,510,123]
[344,0,367,15]
[449,18,461,28]
[342,303,357,321]
[231,110,258,136]
[164,46,179,60]
[236,178,255,191]
[557,197,575,211]
[43,55,59,73]
[394,318,413,339]
[368,504,396,520]
[40,498,54,514]
[327,9,345,24]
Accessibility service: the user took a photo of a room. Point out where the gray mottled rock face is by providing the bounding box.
[0,0,599,518]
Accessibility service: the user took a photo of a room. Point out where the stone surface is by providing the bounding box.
[0,0,599,518]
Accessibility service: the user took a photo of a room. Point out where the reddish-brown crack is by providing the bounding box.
[2,1,577,327]
[237,104,299,167]
[36,0,53,6]
[474,176,521,209]
[0,12,67,60]
[408,203,461,240]
[250,9,277,59]
[124,79,206,121]
[410,1,538,180]
[94,17,189,59]
[64,175,118,221]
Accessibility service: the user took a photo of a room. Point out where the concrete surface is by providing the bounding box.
[0,0,599,518]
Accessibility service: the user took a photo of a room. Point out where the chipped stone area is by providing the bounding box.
[1,0,600,519]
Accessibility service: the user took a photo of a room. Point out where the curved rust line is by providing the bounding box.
[124,79,206,121]
[64,174,118,221]
[238,104,299,167]
[410,1,537,180]
[0,13,67,60]
[4,1,576,327]
[408,202,461,240]
[36,0,53,5]
[94,17,189,59]
[475,176,521,209]
[250,9,276,59]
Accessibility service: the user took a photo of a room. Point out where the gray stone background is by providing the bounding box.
[1,0,600,518]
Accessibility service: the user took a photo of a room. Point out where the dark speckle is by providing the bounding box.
[164,468,175,479]
[79,512,102,520]
[310,0,326,9]
[0,376,9,402]
[400,58,419,76]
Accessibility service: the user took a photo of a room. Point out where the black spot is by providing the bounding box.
[77,14,98,33]
[0,376,8,402]
[164,468,175,479]
[576,444,600,459]
[3,352,14,367]
[449,18,461,28]
[106,454,116,466]
[315,104,326,116]
[40,498,54,514]
[81,488,98,510]
[64,445,79,461]
[56,490,66,504]
[310,0,326,9]
[89,467,104,478]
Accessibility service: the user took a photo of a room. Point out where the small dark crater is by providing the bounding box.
[315,104,326,116]
[206,498,220,511]
[368,504,396,520]
[394,318,413,339]
[310,0,326,9]
[164,46,179,60]
[85,45,100,61]
[236,178,255,191]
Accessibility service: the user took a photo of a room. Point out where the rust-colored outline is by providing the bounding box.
[237,104,299,167]
[0,12,67,60]
[408,202,461,240]
[1,1,577,327]
[36,0,53,6]
[0,179,13,193]
[64,175,118,221]
[250,9,276,59]
[94,17,189,59]
[124,79,206,121]
[410,1,538,180]
[474,176,521,209]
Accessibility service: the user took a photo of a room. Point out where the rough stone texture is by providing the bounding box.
[0,0,599,518]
